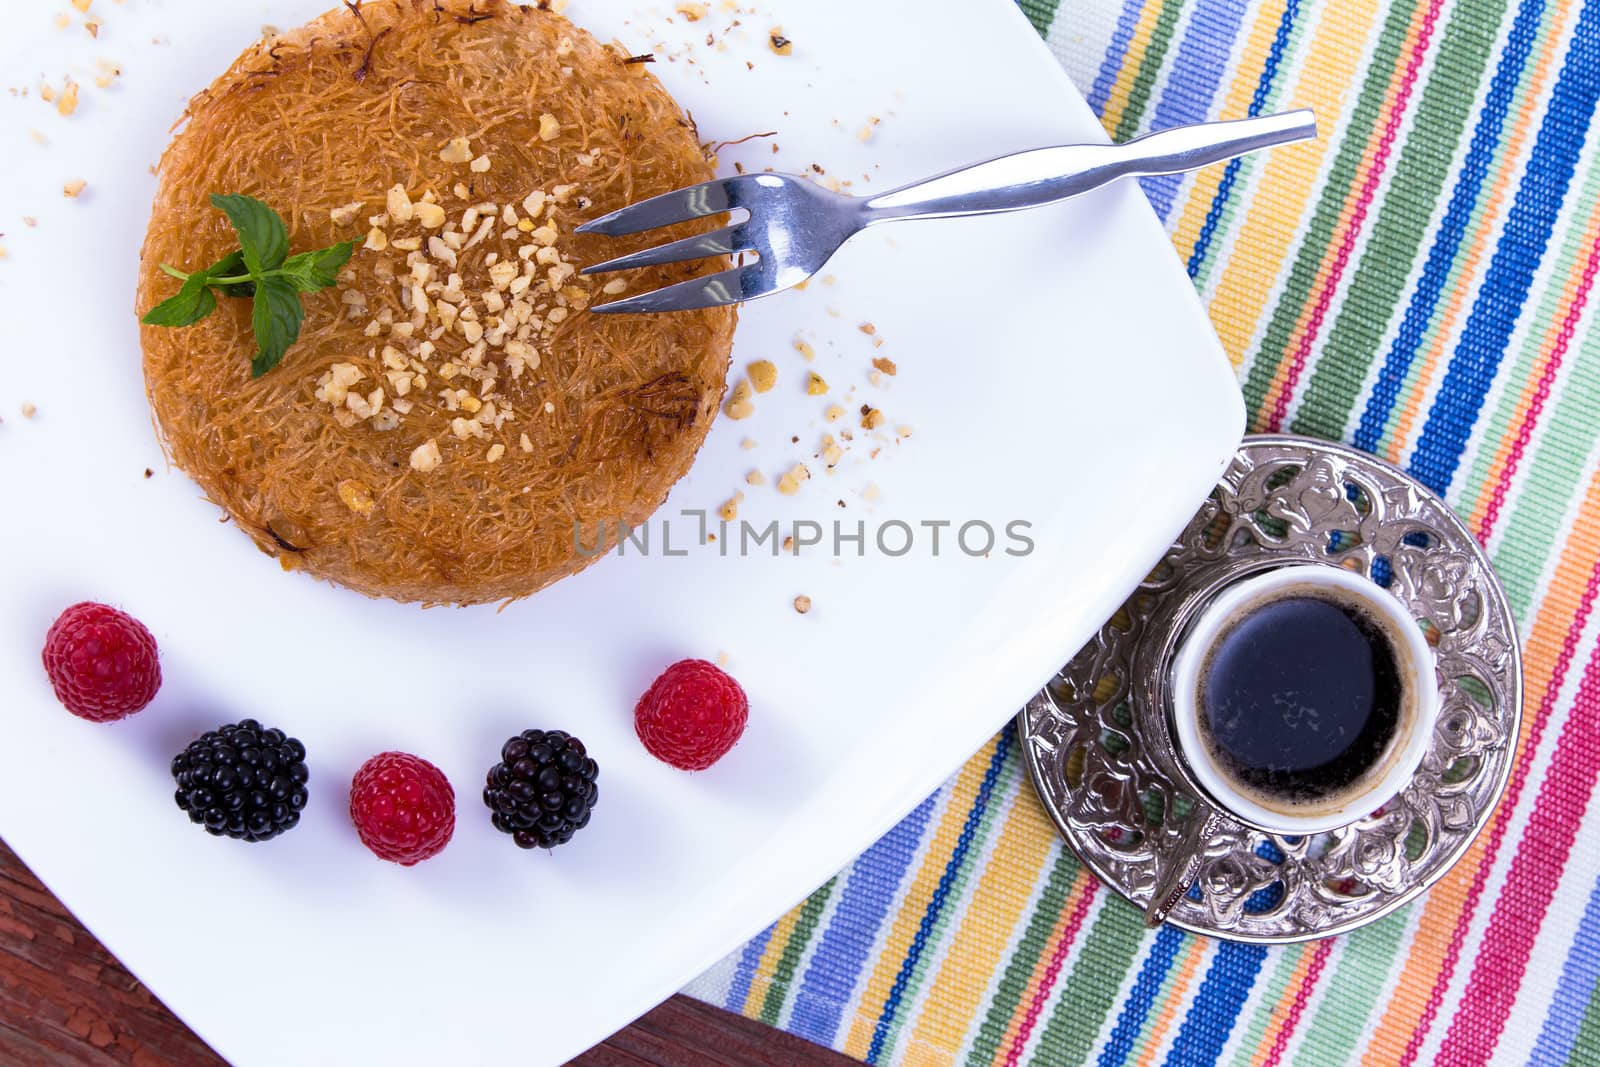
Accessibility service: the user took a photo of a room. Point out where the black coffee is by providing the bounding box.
[1198,593,1403,806]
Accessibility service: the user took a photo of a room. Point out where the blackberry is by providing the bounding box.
[483,729,598,849]
[171,719,309,842]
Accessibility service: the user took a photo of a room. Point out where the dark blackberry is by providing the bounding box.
[171,718,309,843]
[482,729,598,849]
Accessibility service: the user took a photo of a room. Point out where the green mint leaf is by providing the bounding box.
[140,270,218,327]
[203,249,257,298]
[277,240,357,293]
[210,194,290,276]
[250,276,306,378]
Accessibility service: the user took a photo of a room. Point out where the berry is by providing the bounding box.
[483,730,598,849]
[350,752,455,865]
[171,719,309,842]
[41,602,161,722]
[634,659,747,770]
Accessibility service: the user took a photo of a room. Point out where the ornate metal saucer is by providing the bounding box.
[1017,435,1522,943]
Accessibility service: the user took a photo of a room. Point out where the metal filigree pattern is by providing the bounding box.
[1018,435,1522,943]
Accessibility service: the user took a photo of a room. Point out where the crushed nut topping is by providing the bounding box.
[56,79,79,117]
[330,201,364,227]
[747,359,777,393]
[409,439,442,472]
[777,463,810,496]
[793,594,812,615]
[337,479,376,516]
[724,378,754,420]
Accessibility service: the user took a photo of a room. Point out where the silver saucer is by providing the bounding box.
[1016,435,1522,943]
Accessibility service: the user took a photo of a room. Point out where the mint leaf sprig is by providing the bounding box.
[142,194,358,377]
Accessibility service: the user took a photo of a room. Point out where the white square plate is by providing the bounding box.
[0,1,1242,1063]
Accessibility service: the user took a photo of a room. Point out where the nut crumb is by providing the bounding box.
[825,404,845,422]
[62,178,87,198]
[337,479,376,517]
[861,405,885,430]
[747,359,777,393]
[439,137,473,164]
[20,403,37,419]
[793,594,812,614]
[806,372,828,396]
[56,79,79,117]
[676,2,709,19]
[768,27,793,55]
[724,378,755,419]
[872,356,897,376]
[538,113,561,141]
[746,469,767,486]
[793,338,815,361]
[740,437,758,450]
[777,463,810,495]
[718,492,743,521]
[409,439,442,472]
[330,201,364,227]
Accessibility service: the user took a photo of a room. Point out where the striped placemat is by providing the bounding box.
[686,0,1600,1062]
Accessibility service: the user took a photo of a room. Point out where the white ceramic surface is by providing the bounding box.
[0,1,1244,1063]
[1171,565,1441,834]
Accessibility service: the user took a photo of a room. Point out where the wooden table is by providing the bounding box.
[0,840,852,1066]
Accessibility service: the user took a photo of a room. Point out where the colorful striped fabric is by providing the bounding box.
[684,0,1600,1061]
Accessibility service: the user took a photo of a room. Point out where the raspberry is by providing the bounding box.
[350,752,455,865]
[42,602,161,722]
[634,659,748,770]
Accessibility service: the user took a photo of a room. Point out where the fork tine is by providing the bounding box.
[589,264,764,314]
[582,226,743,275]
[575,179,736,237]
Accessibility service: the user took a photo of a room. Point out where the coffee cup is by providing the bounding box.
[1168,564,1440,835]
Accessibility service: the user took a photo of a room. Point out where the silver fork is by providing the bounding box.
[578,109,1316,314]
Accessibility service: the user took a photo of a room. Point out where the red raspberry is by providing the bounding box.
[349,752,455,865]
[634,659,748,770]
[41,602,161,722]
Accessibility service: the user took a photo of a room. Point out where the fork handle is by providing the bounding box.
[859,110,1316,224]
